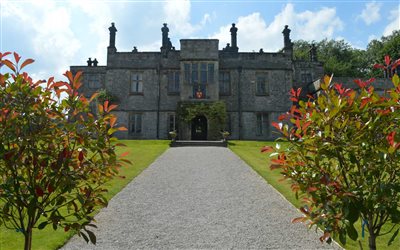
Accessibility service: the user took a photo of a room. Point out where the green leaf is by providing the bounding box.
[80,232,89,243]
[85,229,97,244]
[347,224,358,241]
[339,232,347,245]
[388,228,399,246]
[38,221,48,230]
[392,74,399,87]
[346,202,360,223]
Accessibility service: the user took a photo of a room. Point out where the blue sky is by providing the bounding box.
[1,0,399,80]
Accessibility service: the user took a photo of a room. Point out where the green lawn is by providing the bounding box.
[0,140,169,250]
[229,140,400,250]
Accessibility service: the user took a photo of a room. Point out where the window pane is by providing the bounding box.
[184,64,190,83]
[208,64,214,83]
[175,73,180,91]
[136,114,142,133]
[138,82,143,92]
[192,63,198,84]
[256,114,262,135]
[201,63,207,84]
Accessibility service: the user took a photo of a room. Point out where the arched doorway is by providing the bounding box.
[191,115,207,140]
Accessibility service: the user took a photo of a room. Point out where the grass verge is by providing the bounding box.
[0,140,169,250]
[229,140,399,250]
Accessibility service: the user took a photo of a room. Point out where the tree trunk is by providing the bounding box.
[24,227,33,250]
[368,232,377,250]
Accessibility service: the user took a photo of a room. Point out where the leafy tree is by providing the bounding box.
[0,52,129,250]
[263,57,400,250]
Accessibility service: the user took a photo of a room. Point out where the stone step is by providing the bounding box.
[170,140,227,147]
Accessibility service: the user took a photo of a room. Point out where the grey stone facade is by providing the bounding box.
[70,23,324,141]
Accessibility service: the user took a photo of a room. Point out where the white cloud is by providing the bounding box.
[1,0,117,80]
[383,8,400,36]
[368,34,378,42]
[211,4,343,52]
[358,1,382,25]
[163,0,211,36]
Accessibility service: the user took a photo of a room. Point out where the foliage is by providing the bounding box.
[177,101,227,124]
[292,30,400,77]
[1,140,169,250]
[97,88,118,104]
[264,57,400,250]
[0,52,129,250]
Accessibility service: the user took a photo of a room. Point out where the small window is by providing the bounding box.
[224,113,231,133]
[184,63,191,84]
[208,64,214,84]
[256,113,269,136]
[130,73,143,94]
[256,74,269,96]
[301,73,312,84]
[192,63,198,84]
[219,72,231,95]
[87,74,101,89]
[168,71,180,94]
[130,113,142,134]
[168,114,177,132]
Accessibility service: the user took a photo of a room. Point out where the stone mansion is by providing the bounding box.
[70,22,323,140]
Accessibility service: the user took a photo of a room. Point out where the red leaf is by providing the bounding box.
[387,131,396,146]
[271,122,282,131]
[47,184,54,193]
[35,186,44,197]
[13,52,21,64]
[110,116,117,128]
[391,59,400,70]
[64,226,70,232]
[261,146,274,153]
[104,100,109,112]
[360,97,371,109]
[2,59,16,72]
[307,186,318,192]
[385,55,391,66]
[20,58,34,70]
[292,217,307,223]
[120,151,129,157]
[63,71,73,83]
[78,151,84,162]
[108,104,118,112]
[0,52,11,59]
[270,164,281,170]
[117,126,128,131]
[278,113,287,121]
[373,63,385,69]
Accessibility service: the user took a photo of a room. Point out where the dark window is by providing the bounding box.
[192,63,198,84]
[130,73,143,94]
[87,74,101,89]
[224,113,231,133]
[168,71,180,94]
[208,64,214,84]
[256,113,269,136]
[301,73,312,84]
[185,62,214,85]
[219,72,231,95]
[184,63,190,84]
[200,63,207,84]
[256,74,269,95]
[168,114,177,132]
[130,113,142,134]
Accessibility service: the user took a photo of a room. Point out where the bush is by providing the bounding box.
[264,57,400,250]
[0,52,129,250]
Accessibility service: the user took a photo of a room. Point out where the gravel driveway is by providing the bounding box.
[62,147,341,249]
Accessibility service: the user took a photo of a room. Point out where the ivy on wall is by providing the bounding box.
[177,101,227,124]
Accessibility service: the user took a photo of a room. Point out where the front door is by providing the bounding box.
[191,115,207,140]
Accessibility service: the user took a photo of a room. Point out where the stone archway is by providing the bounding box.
[191,115,207,140]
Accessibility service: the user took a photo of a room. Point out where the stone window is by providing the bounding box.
[224,113,232,133]
[184,62,215,85]
[219,71,231,95]
[301,73,312,84]
[256,113,269,136]
[256,73,269,96]
[168,113,177,132]
[130,73,143,94]
[168,71,180,94]
[130,113,142,134]
[87,74,101,89]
